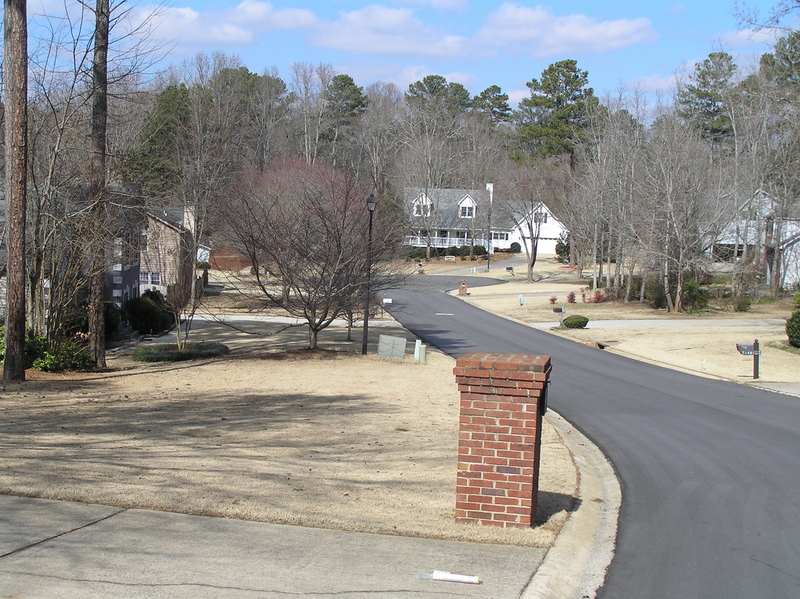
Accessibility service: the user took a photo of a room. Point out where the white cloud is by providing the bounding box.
[629,73,679,94]
[229,1,321,30]
[394,0,469,9]
[312,5,469,59]
[478,3,658,58]
[139,1,320,49]
[718,27,781,49]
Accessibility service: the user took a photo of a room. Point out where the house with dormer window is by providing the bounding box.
[405,187,505,251]
[404,186,567,254]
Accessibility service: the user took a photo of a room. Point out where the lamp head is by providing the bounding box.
[367,194,378,212]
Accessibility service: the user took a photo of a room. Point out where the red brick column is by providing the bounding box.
[453,352,551,528]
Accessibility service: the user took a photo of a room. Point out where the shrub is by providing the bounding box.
[32,339,94,372]
[682,279,709,311]
[105,303,122,339]
[126,296,172,335]
[510,242,521,253]
[787,310,800,348]
[794,291,800,308]
[567,291,576,304]
[591,290,606,303]
[132,342,230,362]
[732,296,752,313]
[555,233,570,264]
[563,315,589,329]
[549,295,557,304]
[0,326,49,369]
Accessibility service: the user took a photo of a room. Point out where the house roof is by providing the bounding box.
[404,187,517,231]
[147,207,190,232]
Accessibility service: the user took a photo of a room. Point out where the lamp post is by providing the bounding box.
[361,194,378,355]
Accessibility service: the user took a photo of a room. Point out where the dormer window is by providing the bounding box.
[413,194,432,217]
[458,195,476,219]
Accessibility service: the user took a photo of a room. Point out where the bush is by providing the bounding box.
[0,326,49,369]
[567,291,576,304]
[510,242,521,253]
[794,291,800,308]
[555,233,570,264]
[105,303,122,339]
[132,342,230,362]
[682,279,709,311]
[732,296,752,313]
[787,310,800,348]
[32,339,94,372]
[563,315,589,329]
[126,295,172,335]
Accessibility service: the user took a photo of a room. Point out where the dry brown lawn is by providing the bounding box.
[0,320,576,548]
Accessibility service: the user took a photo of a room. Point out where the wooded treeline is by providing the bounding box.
[4,2,800,376]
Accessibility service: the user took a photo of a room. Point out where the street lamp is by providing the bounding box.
[361,194,378,355]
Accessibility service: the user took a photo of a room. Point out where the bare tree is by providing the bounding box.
[496,160,569,282]
[353,82,403,196]
[218,158,400,350]
[3,0,29,381]
[290,62,335,165]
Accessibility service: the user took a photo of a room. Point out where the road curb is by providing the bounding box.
[521,410,620,599]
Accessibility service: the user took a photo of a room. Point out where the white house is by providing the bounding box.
[404,186,567,255]
[713,190,800,288]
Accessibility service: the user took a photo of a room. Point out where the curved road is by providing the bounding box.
[385,275,800,598]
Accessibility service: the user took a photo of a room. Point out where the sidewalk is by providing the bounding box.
[0,410,618,599]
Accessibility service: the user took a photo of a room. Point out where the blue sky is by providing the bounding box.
[33,0,787,106]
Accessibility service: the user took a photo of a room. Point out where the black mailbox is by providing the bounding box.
[736,339,761,379]
[553,307,563,313]
[736,343,761,356]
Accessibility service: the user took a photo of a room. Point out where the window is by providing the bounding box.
[460,206,474,218]
[414,202,431,217]
[140,234,148,251]
[139,272,161,286]
[112,276,123,285]
[492,232,509,241]
[534,212,548,224]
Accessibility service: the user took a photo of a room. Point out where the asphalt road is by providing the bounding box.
[384,275,800,598]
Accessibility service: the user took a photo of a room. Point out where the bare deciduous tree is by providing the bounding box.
[218,158,400,350]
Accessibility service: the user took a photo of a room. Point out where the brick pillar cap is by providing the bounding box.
[456,352,551,372]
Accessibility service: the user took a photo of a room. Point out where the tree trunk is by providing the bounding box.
[308,326,319,350]
[87,0,110,368]
[3,0,29,381]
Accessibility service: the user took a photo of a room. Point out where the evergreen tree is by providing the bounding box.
[473,85,511,123]
[405,74,472,114]
[678,52,737,145]
[129,84,190,198]
[512,59,596,168]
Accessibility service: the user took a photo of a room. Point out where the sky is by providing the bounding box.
[31,0,789,107]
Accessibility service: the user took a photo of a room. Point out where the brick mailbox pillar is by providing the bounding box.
[453,352,552,528]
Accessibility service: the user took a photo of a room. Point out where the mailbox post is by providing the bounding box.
[736,339,761,379]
